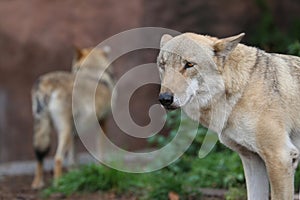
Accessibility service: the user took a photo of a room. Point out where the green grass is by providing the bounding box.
[43,164,203,199]
[225,187,247,200]
[42,164,146,197]
[42,149,243,199]
[185,151,244,189]
[42,110,245,199]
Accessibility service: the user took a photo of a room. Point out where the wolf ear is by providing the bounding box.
[160,34,173,48]
[213,33,245,56]
[102,46,111,57]
[74,45,84,60]
[102,46,111,54]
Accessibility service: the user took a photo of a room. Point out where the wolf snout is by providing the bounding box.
[159,92,174,107]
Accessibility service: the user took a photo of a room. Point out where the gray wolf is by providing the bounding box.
[157,32,300,200]
[31,47,114,189]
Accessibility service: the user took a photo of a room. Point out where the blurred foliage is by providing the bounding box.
[43,164,202,200]
[225,187,247,200]
[249,0,300,54]
[144,170,202,200]
[43,164,143,196]
[148,110,227,157]
[148,110,244,190]
[44,110,244,199]
[250,0,286,52]
[288,41,300,56]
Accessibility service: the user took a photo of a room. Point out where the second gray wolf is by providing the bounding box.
[31,47,114,189]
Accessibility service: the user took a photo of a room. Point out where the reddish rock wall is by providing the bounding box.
[0,0,299,162]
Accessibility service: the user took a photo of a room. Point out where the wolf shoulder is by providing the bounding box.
[269,52,300,70]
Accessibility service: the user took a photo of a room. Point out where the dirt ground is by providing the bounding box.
[0,173,138,200]
[0,173,225,200]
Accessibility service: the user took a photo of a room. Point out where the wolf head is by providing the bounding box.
[72,46,112,74]
[157,33,244,110]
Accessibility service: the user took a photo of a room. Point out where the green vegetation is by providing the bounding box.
[147,110,245,199]
[42,164,143,196]
[250,0,300,54]
[225,187,247,200]
[42,154,242,199]
[42,163,202,199]
[148,110,244,190]
[44,111,244,199]
[288,41,300,56]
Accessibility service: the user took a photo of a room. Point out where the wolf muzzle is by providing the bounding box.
[159,92,176,109]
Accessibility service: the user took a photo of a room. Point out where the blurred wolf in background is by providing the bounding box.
[31,47,114,189]
[158,32,300,200]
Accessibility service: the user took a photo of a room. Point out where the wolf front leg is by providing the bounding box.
[239,152,269,200]
[263,148,298,200]
[256,117,299,200]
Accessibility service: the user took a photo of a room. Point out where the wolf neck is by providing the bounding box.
[76,69,115,90]
[195,44,258,133]
[222,44,258,96]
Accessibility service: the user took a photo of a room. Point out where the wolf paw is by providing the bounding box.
[31,179,45,190]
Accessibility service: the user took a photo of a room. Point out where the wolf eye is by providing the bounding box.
[158,61,166,70]
[184,62,194,69]
[159,61,166,66]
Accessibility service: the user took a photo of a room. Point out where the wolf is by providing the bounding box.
[31,47,114,189]
[157,32,300,200]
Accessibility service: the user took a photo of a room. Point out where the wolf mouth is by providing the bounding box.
[180,94,194,107]
[165,94,194,110]
[164,105,179,110]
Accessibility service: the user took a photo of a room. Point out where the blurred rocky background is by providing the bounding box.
[0,0,299,162]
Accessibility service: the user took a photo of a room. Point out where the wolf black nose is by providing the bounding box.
[159,92,173,106]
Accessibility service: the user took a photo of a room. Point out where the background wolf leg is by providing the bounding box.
[32,114,51,189]
[54,126,73,180]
